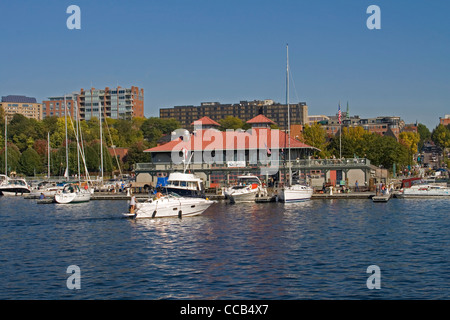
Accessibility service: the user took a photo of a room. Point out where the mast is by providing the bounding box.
[286,44,292,187]
[64,95,69,180]
[47,132,50,178]
[4,115,7,175]
[99,100,104,184]
[75,99,81,186]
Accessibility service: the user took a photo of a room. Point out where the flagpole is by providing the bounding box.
[339,102,342,159]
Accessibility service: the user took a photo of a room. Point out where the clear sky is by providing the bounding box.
[1,0,449,130]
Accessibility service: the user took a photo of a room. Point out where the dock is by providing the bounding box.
[372,193,393,202]
[311,192,375,200]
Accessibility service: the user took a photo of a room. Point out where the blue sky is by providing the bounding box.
[0,0,449,130]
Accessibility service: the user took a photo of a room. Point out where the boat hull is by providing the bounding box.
[0,187,31,196]
[55,191,91,204]
[278,185,313,203]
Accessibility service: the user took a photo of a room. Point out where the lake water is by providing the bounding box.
[0,196,449,300]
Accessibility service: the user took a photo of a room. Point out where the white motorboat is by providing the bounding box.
[224,174,267,203]
[0,175,31,196]
[397,184,450,198]
[54,183,92,204]
[278,183,313,203]
[123,193,215,219]
[165,172,205,198]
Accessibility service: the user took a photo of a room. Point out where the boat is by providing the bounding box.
[278,183,313,203]
[54,183,92,204]
[165,172,205,198]
[276,44,313,203]
[224,174,267,203]
[397,184,450,198]
[0,174,31,196]
[29,181,65,198]
[123,192,215,219]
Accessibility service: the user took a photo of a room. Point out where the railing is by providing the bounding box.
[135,158,371,172]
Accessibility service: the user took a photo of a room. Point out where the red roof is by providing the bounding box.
[191,116,220,127]
[246,114,275,125]
[144,128,317,153]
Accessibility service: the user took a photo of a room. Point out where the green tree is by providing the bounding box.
[302,123,329,157]
[19,147,43,176]
[218,116,245,131]
[123,140,151,171]
[431,124,450,149]
[141,117,180,146]
[0,143,21,174]
[417,123,431,151]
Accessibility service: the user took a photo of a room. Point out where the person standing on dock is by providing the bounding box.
[355,180,359,192]
[129,194,136,214]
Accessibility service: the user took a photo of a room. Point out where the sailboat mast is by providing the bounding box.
[286,44,292,186]
[99,101,104,184]
[75,100,81,186]
[4,115,7,175]
[64,95,69,180]
[47,132,50,178]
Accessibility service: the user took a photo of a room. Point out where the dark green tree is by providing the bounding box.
[19,147,43,176]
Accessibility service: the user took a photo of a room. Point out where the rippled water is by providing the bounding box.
[0,196,449,299]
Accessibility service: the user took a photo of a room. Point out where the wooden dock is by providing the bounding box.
[372,193,393,202]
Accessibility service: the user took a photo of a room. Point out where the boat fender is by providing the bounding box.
[152,210,157,218]
[178,210,182,219]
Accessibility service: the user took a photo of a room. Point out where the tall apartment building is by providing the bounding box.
[1,95,42,121]
[78,86,144,121]
[42,86,144,121]
[159,99,308,130]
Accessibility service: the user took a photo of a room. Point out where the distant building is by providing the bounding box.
[1,95,42,121]
[78,86,144,121]
[159,99,308,130]
[42,86,144,121]
[440,114,450,126]
[319,114,405,139]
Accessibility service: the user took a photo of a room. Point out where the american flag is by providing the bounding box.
[338,103,342,124]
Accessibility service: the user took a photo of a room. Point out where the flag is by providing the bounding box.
[338,102,342,124]
[182,147,188,161]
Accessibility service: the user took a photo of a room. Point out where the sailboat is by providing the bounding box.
[54,96,92,204]
[277,44,313,203]
[0,116,31,196]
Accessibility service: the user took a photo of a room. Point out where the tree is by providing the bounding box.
[431,124,450,149]
[417,123,431,151]
[19,147,43,176]
[140,117,180,146]
[218,116,245,131]
[0,143,21,174]
[123,140,151,171]
[302,123,329,157]
[399,131,420,165]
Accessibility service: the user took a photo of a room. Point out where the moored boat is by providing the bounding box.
[224,174,267,203]
[397,184,450,198]
[165,172,205,198]
[0,175,31,196]
[54,183,92,204]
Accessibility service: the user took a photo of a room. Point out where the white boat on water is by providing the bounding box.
[224,174,267,203]
[123,193,215,219]
[278,184,313,203]
[29,181,65,198]
[397,184,450,198]
[54,183,92,204]
[0,174,31,196]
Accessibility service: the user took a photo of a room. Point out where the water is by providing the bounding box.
[0,196,449,299]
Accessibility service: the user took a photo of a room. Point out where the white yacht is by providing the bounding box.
[0,175,31,196]
[29,181,65,198]
[54,183,92,204]
[224,174,267,203]
[397,184,450,198]
[123,193,215,219]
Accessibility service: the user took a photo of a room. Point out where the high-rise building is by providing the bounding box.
[1,95,42,121]
[78,86,144,121]
[159,99,308,130]
[42,86,144,121]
